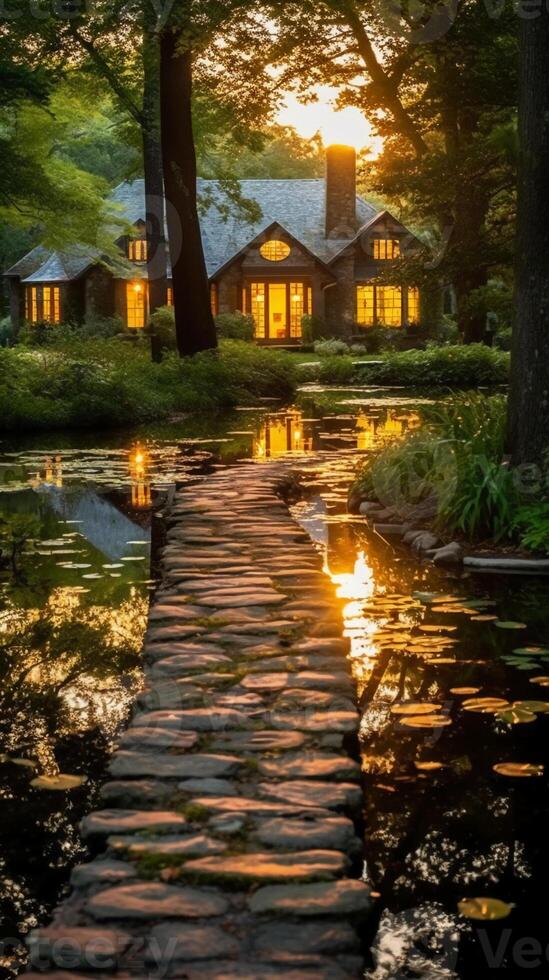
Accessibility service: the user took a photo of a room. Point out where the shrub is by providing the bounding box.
[215,312,255,341]
[0,339,297,432]
[317,355,356,385]
[357,326,401,354]
[80,315,124,339]
[313,338,349,356]
[356,344,509,388]
[494,326,512,352]
[149,304,177,350]
[301,315,326,343]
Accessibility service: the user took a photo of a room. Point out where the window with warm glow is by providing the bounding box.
[372,238,400,260]
[128,239,147,262]
[408,287,420,322]
[251,282,266,338]
[259,240,291,262]
[290,282,304,338]
[126,282,146,329]
[356,285,402,327]
[25,285,61,323]
[356,285,375,326]
[210,283,219,316]
[167,287,173,305]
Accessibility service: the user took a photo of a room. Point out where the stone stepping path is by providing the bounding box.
[24,461,370,979]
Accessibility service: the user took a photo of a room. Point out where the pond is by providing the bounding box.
[1,386,548,978]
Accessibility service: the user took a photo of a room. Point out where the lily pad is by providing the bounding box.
[31,774,87,791]
[495,707,537,725]
[390,703,441,716]
[513,646,549,656]
[458,897,513,921]
[513,700,549,713]
[493,762,544,777]
[495,621,527,630]
[450,687,481,695]
[414,761,445,771]
[462,697,510,714]
[399,714,452,729]
[529,676,549,687]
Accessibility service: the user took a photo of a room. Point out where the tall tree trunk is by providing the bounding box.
[507,6,549,464]
[142,21,168,319]
[159,29,217,356]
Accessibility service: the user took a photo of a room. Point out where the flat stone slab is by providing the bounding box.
[198,592,286,607]
[151,653,233,675]
[110,752,242,780]
[259,781,362,811]
[99,780,172,807]
[81,809,187,838]
[249,880,372,917]
[145,922,239,964]
[271,710,357,733]
[177,777,237,795]
[118,727,198,751]
[109,833,226,858]
[133,707,253,732]
[183,851,347,884]
[210,731,306,753]
[163,961,355,979]
[195,795,331,818]
[87,882,229,920]
[144,641,227,659]
[241,673,290,692]
[146,625,208,642]
[251,920,360,961]
[259,753,361,782]
[253,816,360,853]
[27,927,131,970]
[71,859,137,888]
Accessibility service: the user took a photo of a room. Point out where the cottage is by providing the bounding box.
[4,145,421,343]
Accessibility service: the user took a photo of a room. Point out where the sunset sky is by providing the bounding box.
[277,85,382,155]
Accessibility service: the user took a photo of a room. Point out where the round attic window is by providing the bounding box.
[260,240,291,262]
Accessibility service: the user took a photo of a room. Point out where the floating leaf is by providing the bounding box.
[493,762,544,777]
[415,761,445,771]
[471,615,498,622]
[31,774,87,791]
[10,757,37,768]
[495,707,537,725]
[430,658,457,665]
[450,687,481,695]
[399,714,452,729]
[529,676,549,687]
[391,703,441,716]
[458,897,513,921]
[463,697,510,714]
[514,646,549,656]
[495,621,527,630]
[513,700,549,713]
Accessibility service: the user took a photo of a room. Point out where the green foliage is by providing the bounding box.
[0,339,297,432]
[301,315,326,344]
[357,326,401,354]
[357,345,509,388]
[0,513,40,573]
[317,356,356,385]
[352,394,517,541]
[149,305,177,350]
[513,505,549,554]
[215,312,255,341]
[313,339,349,356]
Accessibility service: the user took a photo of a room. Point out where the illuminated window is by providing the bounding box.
[25,285,60,323]
[377,286,402,326]
[408,287,420,323]
[251,282,266,338]
[356,285,375,326]
[372,238,400,260]
[126,282,146,329]
[307,286,313,315]
[290,282,304,338]
[128,239,147,262]
[356,285,402,327]
[167,287,173,306]
[242,286,247,313]
[210,283,218,316]
[259,240,291,262]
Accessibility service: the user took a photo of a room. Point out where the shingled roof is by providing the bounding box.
[6,177,380,282]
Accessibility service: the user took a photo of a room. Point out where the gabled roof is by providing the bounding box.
[5,178,391,283]
[111,178,378,277]
[210,220,337,282]
[328,210,422,264]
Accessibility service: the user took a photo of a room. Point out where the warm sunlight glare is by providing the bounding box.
[277,88,382,155]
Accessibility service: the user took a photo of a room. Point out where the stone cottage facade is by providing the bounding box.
[4,146,422,344]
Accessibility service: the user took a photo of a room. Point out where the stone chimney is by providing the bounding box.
[325,144,357,239]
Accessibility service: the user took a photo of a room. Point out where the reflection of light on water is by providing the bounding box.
[129,443,152,508]
[327,550,374,601]
[29,455,63,489]
[253,410,313,460]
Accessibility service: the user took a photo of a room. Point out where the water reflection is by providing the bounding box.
[129,444,152,509]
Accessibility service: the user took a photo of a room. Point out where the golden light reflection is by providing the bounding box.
[129,443,152,508]
[29,455,63,489]
[253,410,313,460]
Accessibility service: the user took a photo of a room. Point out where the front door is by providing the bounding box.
[268,284,287,340]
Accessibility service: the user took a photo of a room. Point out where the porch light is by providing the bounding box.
[133,283,143,293]
[292,294,301,302]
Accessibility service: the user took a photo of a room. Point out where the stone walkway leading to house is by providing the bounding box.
[25,461,371,980]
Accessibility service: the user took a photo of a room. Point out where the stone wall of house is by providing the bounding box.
[85,267,116,321]
[217,265,242,314]
[325,146,357,240]
[326,253,356,334]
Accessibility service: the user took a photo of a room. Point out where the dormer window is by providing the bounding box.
[372,238,400,260]
[128,239,147,262]
[260,240,291,262]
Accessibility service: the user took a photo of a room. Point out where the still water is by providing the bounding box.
[0,388,548,978]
